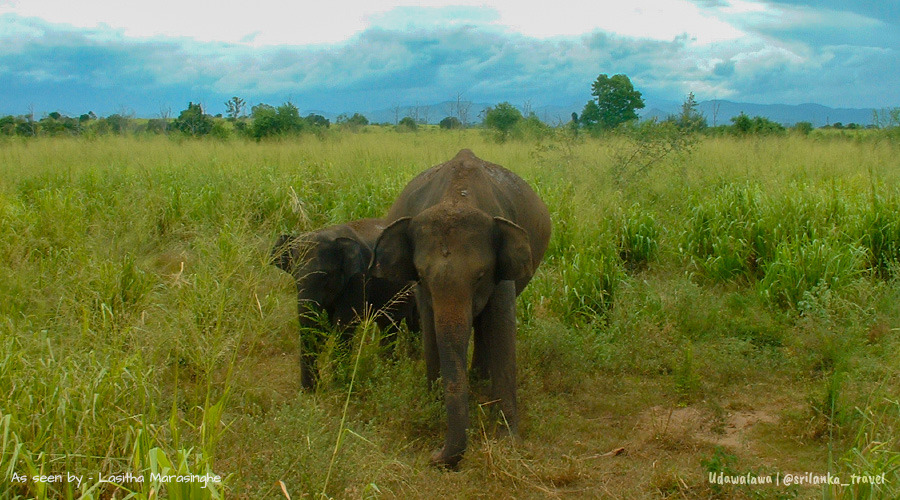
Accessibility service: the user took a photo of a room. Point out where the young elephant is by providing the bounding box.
[272,218,417,389]
[374,150,551,467]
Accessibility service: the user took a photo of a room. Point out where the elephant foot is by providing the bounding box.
[430,446,464,469]
[299,374,316,391]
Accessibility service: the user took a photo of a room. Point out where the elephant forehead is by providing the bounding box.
[414,205,492,233]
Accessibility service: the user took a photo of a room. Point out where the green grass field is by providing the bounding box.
[1,130,899,499]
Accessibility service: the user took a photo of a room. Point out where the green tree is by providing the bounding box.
[274,102,304,134]
[247,102,308,138]
[483,102,523,141]
[305,113,330,128]
[0,115,18,136]
[225,96,246,121]
[671,92,706,130]
[580,100,601,132]
[590,73,645,129]
[249,104,277,138]
[173,102,212,136]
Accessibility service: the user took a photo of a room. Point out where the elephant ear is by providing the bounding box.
[271,234,297,273]
[494,217,533,282]
[334,236,372,282]
[373,217,418,282]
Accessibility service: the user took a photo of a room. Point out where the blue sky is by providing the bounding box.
[1,0,898,118]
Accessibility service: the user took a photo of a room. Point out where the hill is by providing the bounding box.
[641,100,876,128]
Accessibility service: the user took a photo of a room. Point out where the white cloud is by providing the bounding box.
[3,0,749,45]
[3,1,896,113]
[491,0,745,43]
[707,1,884,33]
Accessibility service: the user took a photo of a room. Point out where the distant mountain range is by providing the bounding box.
[640,100,876,128]
[331,100,879,128]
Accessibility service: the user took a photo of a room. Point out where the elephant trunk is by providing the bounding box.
[431,300,473,467]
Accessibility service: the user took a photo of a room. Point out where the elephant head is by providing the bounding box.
[271,228,373,388]
[375,207,533,307]
[272,230,374,327]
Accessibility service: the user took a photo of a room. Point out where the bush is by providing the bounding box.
[397,116,417,132]
[515,114,551,141]
[483,102,523,142]
[730,113,785,135]
[793,121,814,135]
[336,113,369,131]
[439,116,461,129]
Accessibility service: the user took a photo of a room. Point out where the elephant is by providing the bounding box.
[272,218,418,390]
[374,149,551,467]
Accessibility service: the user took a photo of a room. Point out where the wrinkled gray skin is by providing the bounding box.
[272,218,418,390]
[374,150,551,468]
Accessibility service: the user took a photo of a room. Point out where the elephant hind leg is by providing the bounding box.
[471,328,491,382]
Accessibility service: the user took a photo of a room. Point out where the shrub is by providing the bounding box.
[730,113,785,135]
[439,116,461,129]
[396,116,417,132]
[793,121,814,135]
[336,113,369,131]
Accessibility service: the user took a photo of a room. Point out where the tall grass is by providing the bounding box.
[681,181,900,309]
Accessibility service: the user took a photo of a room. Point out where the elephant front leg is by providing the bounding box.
[296,296,326,390]
[299,350,316,390]
[476,280,519,436]
[297,326,317,390]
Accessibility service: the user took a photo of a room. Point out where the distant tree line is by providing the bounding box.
[3,85,897,140]
[0,99,339,139]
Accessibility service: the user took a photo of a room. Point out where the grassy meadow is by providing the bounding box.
[1,129,899,499]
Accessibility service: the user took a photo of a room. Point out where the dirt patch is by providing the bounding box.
[633,403,781,454]
[714,409,779,449]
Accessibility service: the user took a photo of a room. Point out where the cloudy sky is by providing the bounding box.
[1,0,898,118]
